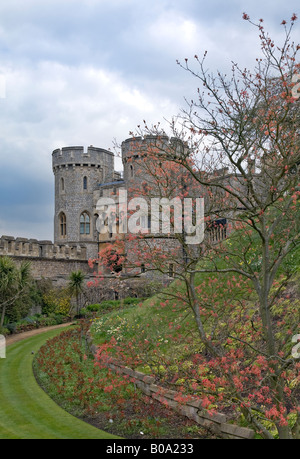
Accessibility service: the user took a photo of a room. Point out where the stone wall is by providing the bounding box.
[0,235,95,286]
[88,334,255,440]
[0,235,87,260]
[12,257,94,286]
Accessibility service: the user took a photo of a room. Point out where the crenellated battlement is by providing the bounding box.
[0,236,87,261]
[52,145,114,172]
[121,135,186,163]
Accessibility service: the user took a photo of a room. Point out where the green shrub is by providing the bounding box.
[43,317,57,326]
[24,316,37,326]
[79,308,94,318]
[123,297,145,305]
[79,307,87,316]
[83,298,145,316]
[86,304,101,312]
[6,323,17,334]
[0,326,10,336]
[99,300,120,309]
[54,314,65,324]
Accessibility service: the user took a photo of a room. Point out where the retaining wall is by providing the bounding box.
[87,335,255,440]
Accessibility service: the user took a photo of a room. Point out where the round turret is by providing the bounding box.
[121,135,171,187]
[52,145,114,259]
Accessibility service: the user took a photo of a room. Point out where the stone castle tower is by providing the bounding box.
[52,145,117,259]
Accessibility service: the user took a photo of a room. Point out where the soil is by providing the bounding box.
[79,403,213,439]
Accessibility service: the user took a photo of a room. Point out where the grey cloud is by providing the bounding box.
[0,0,298,239]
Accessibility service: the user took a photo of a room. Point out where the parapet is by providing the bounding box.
[52,145,114,170]
[0,236,87,261]
[121,135,185,161]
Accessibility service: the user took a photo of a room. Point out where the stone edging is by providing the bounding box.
[87,333,255,440]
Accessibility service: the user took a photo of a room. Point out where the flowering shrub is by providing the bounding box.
[91,270,300,438]
[33,323,207,439]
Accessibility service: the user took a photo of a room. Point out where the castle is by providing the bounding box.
[0,136,193,289]
[0,134,229,294]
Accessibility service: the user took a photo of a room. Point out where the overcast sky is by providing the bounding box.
[0,0,298,241]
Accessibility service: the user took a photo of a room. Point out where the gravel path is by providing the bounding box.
[5,322,75,346]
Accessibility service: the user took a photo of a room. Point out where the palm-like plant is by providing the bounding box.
[0,256,31,327]
[68,270,85,316]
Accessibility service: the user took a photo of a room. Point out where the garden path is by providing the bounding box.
[5,322,75,345]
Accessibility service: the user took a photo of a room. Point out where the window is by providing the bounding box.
[83,176,88,190]
[80,212,90,235]
[130,164,134,178]
[60,213,66,237]
[208,218,227,243]
[94,214,99,236]
[142,182,149,194]
[61,177,65,192]
[140,214,151,231]
[169,263,175,278]
[140,215,148,230]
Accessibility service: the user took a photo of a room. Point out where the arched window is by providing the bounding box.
[80,212,90,235]
[59,213,66,237]
[83,176,88,190]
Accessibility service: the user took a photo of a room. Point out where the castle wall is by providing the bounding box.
[12,256,94,286]
[0,236,87,260]
[0,136,217,291]
[0,236,95,286]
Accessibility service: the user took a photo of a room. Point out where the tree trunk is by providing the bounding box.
[277,424,293,439]
[0,305,6,328]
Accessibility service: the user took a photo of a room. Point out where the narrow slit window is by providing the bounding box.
[60,213,66,237]
[83,176,88,190]
[169,263,175,278]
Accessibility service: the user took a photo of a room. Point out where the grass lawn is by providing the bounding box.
[0,327,120,439]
